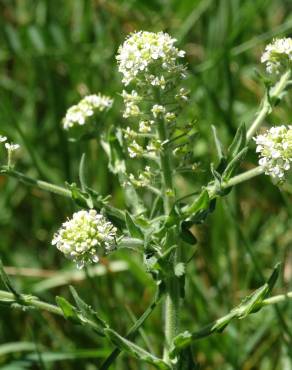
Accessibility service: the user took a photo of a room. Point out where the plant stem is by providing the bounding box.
[0,290,63,316]
[156,111,180,365]
[204,166,264,199]
[0,167,125,223]
[172,291,292,353]
[246,70,291,141]
[222,166,264,189]
[100,288,163,370]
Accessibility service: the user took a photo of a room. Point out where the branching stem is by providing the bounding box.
[246,70,291,140]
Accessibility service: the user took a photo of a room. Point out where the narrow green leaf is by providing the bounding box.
[55,296,79,323]
[185,190,209,217]
[69,286,107,330]
[179,225,197,245]
[79,153,87,191]
[104,328,171,370]
[211,125,224,160]
[222,147,248,181]
[228,122,246,158]
[0,259,21,299]
[150,195,163,218]
[125,212,144,239]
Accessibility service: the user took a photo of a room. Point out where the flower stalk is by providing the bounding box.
[246,70,291,140]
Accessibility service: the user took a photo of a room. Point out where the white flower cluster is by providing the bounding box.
[255,125,292,181]
[62,94,113,130]
[116,31,190,190]
[261,38,292,74]
[116,31,186,86]
[5,143,20,152]
[1,136,21,167]
[52,210,117,269]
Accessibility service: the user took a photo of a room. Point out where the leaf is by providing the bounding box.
[184,190,209,218]
[235,262,281,316]
[165,205,181,227]
[179,225,197,245]
[150,195,163,218]
[125,212,144,239]
[104,328,171,370]
[228,122,246,158]
[170,264,281,357]
[69,286,107,333]
[211,125,224,161]
[100,128,126,175]
[222,147,248,181]
[55,296,80,324]
[0,259,21,299]
[210,163,222,186]
[65,182,91,208]
[79,153,87,191]
[170,331,192,357]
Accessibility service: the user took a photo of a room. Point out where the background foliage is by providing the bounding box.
[0,0,292,369]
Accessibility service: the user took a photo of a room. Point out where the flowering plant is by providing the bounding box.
[0,32,292,369]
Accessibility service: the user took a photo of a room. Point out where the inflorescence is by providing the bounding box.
[261,37,292,74]
[254,125,292,181]
[52,210,117,269]
[116,31,190,188]
[116,31,186,86]
[62,94,113,130]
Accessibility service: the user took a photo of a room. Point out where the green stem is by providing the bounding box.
[222,166,264,189]
[0,167,125,223]
[0,290,63,316]
[172,290,292,353]
[100,288,163,370]
[246,70,291,141]
[156,111,180,365]
[157,118,173,214]
[203,166,264,200]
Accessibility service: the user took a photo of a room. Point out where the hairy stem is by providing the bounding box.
[222,166,264,189]
[172,291,292,354]
[0,167,125,223]
[204,166,264,200]
[246,70,291,141]
[156,111,180,365]
[0,290,63,316]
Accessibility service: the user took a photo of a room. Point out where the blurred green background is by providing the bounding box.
[0,0,292,369]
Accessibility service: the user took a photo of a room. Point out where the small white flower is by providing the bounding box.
[0,136,7,143]
[139,120,153,133]
[128,140,144,158]
[146,139,162,153]
[5,143,20,152]
[52,210,117,269]
[124,127,137,139]
[261,38,292,74]
[151,104,166,118]
[175,88,189,102]
[165,112,176,122]
[123,102,140,118]
[62,94,113,130]
[254,125,292,182]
